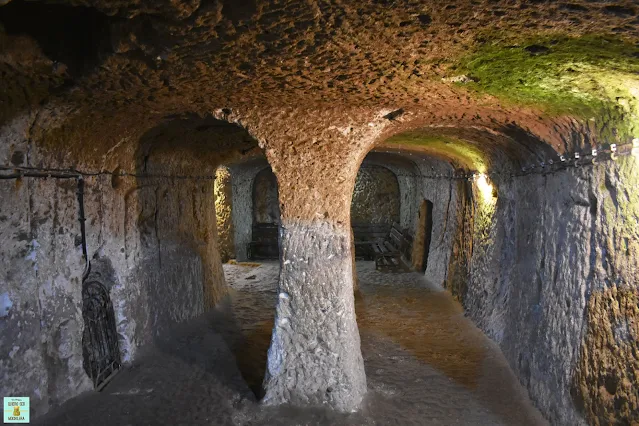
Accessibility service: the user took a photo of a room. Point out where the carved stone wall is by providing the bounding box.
[351,165,400,225]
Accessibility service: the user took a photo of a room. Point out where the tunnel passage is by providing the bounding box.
[213,162,282,262]
[371,125,639,425]
[209,156,283,398]
[115,115,282,399]
[346,127,547,421]
[350,149,457,276]
[0,111,271,415]
[245,166,281,260]
[132,115,264,340]
[215,162,284,263]
[371,124,557,285]
[2,0,639,422]
[350,156,411,271]
[217,158,282,262]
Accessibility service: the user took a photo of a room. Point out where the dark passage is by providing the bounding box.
[0,0,112,77]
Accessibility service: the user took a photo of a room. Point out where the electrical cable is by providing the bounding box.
[0,165,215,180]
[0,140,636,182]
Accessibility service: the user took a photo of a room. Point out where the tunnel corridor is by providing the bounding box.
[2,0,639,425]
[33,262,546,426]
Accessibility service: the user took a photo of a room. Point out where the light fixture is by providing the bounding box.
[475,173,495,204]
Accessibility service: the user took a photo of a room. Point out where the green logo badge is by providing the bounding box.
[3,397,29,423]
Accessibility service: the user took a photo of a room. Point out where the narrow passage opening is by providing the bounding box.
[348,142,544,426]
[215,159,281,399]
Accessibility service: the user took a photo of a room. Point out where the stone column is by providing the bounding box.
[261,130,371,412]
[263,220,365,410]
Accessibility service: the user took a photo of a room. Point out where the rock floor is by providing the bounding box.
[34,262,547,426]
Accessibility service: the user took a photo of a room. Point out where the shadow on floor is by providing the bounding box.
[34,261,547,426]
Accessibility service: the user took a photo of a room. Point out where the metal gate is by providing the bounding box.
[82,279,121,391]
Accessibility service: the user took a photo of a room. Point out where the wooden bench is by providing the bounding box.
[247,223,279,260]
[373,222,414,272]
[372,239,402,271]
[352,223,391,260]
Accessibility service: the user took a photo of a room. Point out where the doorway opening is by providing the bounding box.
[213,158,282,399]
[249,166,280,260]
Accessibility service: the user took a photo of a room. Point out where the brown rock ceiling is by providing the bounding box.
[1,0,638,166]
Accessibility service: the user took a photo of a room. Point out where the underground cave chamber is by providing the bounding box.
[2,101,638,426]
[6,117,636,426]
[1,0,639,424]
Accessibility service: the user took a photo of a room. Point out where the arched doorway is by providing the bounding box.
[248,166,280,260]
[81,278,121,391]
[214,159,283,397]
[351,163,401,263]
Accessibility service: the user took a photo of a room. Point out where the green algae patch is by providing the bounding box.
[384,132,489,172]
[453,35,639,140]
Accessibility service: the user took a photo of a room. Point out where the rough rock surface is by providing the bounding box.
[576,286,639,425]
[214,166,235,262]
[0,174,93,416]
[0,115,242,417]
[263,222,366,411]
[1,0,637,141]
[362,152,422,234]
[457,156,639,426]
[351,165,399,225]
[414,157,458,282]
[253,167,280,224]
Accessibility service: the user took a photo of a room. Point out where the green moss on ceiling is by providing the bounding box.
[452,35,639,141]
[384,133,489,173]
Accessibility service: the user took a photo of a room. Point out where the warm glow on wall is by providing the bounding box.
[476,173,496,204]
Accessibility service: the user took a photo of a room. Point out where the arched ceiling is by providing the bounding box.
[376,125,562,173]
[1,0,639,160]
[135,115,263,173]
